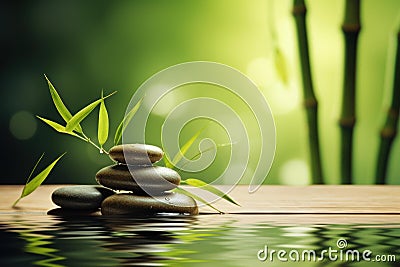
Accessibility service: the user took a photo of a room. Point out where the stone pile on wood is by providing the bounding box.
[50,144,198,216]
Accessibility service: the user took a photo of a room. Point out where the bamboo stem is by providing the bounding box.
[339,0,361,184]
[80,132,109,155]
[376,30,400,184]
[292,0,324,184]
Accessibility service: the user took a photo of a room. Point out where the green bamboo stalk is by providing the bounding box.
[292,0,324,184]
[339,0,361,184]
[376,30,400,184]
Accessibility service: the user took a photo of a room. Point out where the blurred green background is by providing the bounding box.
[2,0,400,185]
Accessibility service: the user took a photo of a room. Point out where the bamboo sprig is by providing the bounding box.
[376,30,400,184]
[15,77,238,210]
[339,0,361,184]
[292,0,324,184]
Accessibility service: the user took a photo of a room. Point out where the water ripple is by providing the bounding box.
[0,215,399,266]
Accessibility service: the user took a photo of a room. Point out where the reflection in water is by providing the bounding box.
[16,227,65,267]
[0,214,399,267]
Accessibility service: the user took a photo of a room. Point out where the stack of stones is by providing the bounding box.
[50,144,198,216]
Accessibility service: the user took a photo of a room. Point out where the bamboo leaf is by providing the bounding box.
[178,142,234,170]
[163,153,174,169]
[169,124,208,167]
[37,116,81,138]
[173,187,223,214]
[44,74,83,134]
[274,47,288,85]
[13,153,65,207]
[182,178,240,206]
[189,142,234,161]
[98,91,109,148]
[26,153,45,184]
[66,91,116,132]
[114,97,143,145]
[171,131,201,167]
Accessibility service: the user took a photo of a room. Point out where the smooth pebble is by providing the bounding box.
[109,144,163,165]
[96,165,180,193]
[51,185,114,210]
[101,192,198,215]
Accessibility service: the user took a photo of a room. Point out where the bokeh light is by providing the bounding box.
[2,0,400,185]
[9,111,37,140]
[279,159,310,185]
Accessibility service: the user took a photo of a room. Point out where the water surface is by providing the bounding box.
[0,214,399,266]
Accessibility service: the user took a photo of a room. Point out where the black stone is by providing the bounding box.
[51,185,114,210]
[109,144,163,165]
[101,192,198,215]
[96,165,180,193]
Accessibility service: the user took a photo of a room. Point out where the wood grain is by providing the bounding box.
[1,185,399,224]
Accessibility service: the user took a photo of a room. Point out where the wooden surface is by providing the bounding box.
[1,185,400,224]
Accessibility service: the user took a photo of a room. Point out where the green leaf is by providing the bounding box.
[114,97,143,145]
[182,178,240,206]
[177,142,234,170]
[97,91,109,148]
[274,47,288,85]
[190,142,234,161]
[171,131,201,167]
[65,91,116,132]
[44,74,83,134]
[173,187,223,214]
[26,153,45,184]
[13,153,66,207]
[163,153,174,169]
[168,124,209,169]
[37,116,81,138]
